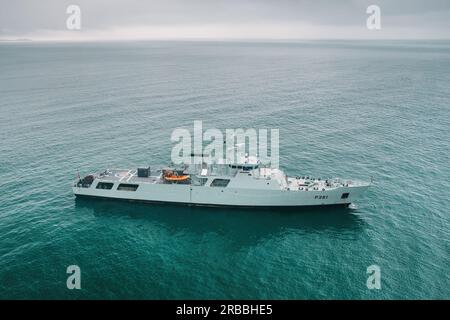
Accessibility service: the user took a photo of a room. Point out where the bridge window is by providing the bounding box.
[210,179,230,187]
[341,193,349,199]
[96,182,114,190]
[117,183,139,191]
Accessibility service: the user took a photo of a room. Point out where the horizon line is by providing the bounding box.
[2,37,450,43]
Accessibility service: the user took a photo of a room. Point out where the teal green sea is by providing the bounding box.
[0,41,449,299]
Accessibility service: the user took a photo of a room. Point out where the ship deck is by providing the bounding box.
[97,169,163,184]
[88,168,370,190]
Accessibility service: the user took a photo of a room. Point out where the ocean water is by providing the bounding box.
[0,40,449,299]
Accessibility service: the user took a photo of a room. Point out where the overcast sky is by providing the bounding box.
[1,0,449,40]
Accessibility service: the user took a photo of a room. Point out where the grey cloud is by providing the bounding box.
[0,0,449,39]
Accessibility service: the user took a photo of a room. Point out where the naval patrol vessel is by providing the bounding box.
[73,153,371,208]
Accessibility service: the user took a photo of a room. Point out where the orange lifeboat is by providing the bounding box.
[164,170,190,182]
